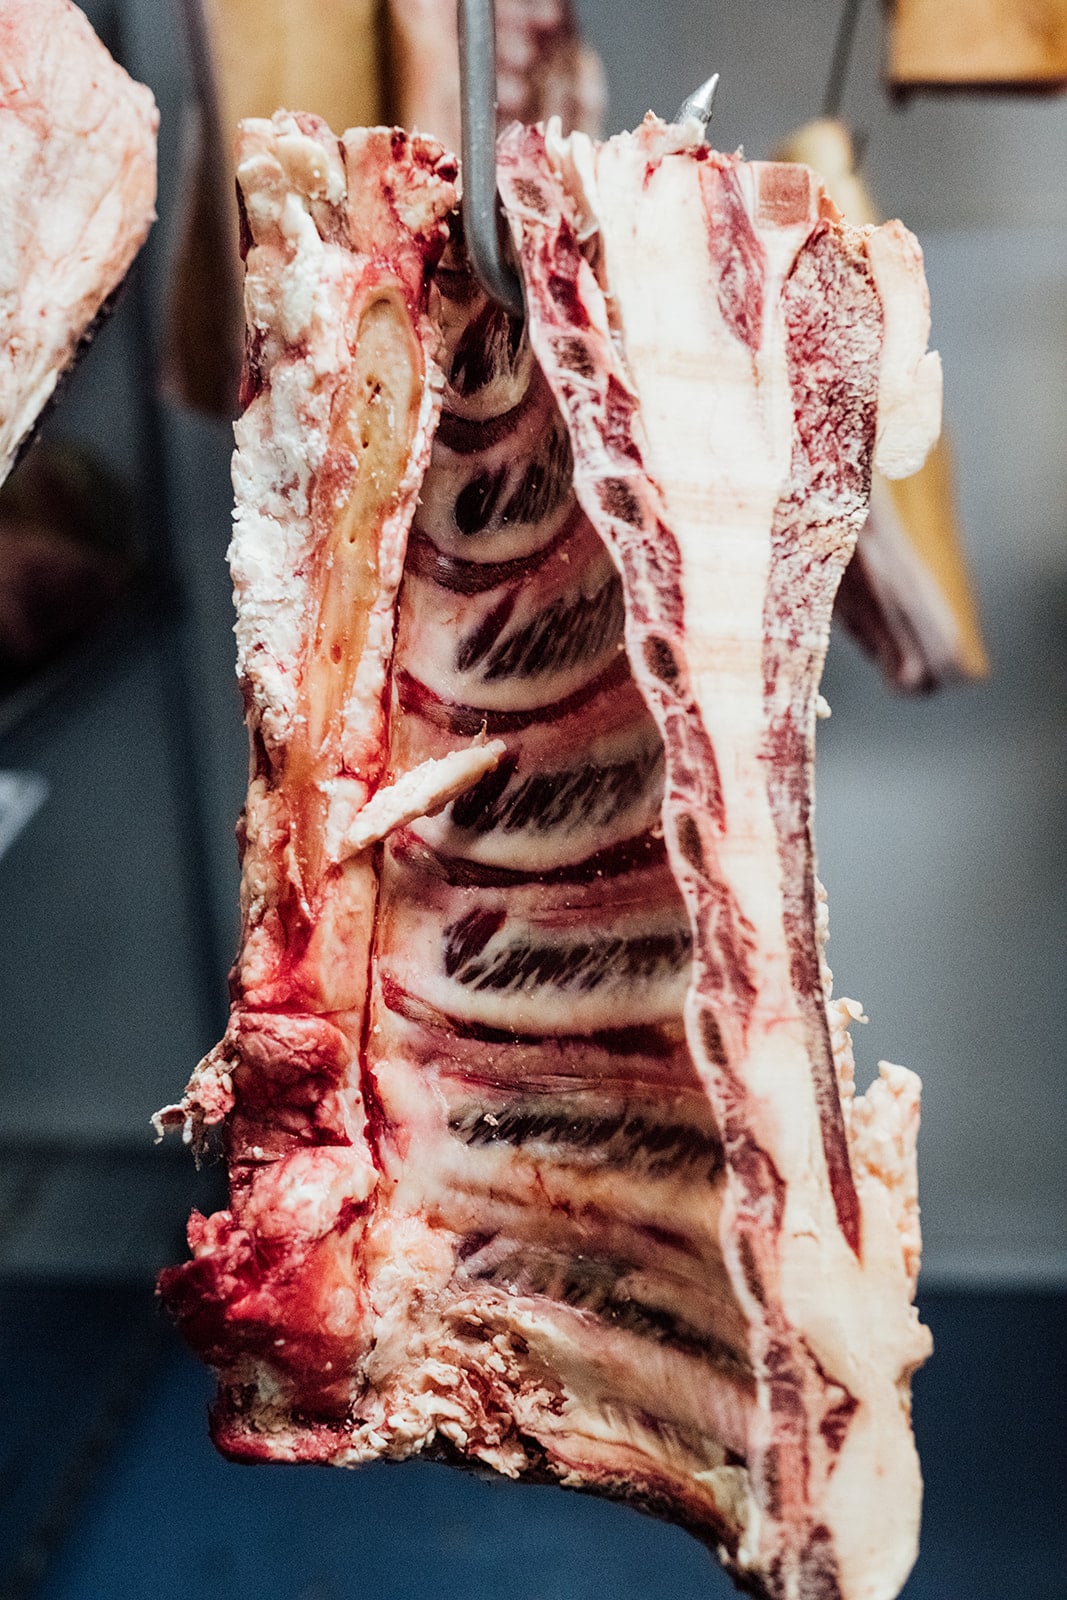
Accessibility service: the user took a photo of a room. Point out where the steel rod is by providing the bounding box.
[457,0,525,319]
[822,0,865,120]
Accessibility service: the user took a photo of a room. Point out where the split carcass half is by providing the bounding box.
[159,112,938,1600]
[0,0,157,482]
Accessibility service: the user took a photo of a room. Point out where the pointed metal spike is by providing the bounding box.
[673,72,720,132]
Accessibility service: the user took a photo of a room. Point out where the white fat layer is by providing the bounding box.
[229,118,353,752]
[867,220,943,480]
[782,1074,931,1600]
[229,116,444,762]
[326,741,507,859]
[542,128,931,1596]
[588,139,816,1181]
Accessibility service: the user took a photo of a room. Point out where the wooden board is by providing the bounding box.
[889,0,1067,90]
[165,0,383,417]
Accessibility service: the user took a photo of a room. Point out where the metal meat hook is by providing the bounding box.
[458,0,525,319]
[457,0,721,316]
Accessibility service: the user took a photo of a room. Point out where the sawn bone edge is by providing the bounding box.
[158,111,940,1600]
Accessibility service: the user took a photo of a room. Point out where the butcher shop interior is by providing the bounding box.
[0,0,1063,1597]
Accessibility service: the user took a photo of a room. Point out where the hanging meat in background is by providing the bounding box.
[388,0,605,150]
[889,0,1067,92]
[159,104,938,1600]
[0,0,158,482]
[0,0,156,682]
[775,118,987,690]
[164,0,382,418]
[166,0,603,417]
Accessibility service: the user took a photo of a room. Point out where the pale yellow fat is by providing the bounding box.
[288,291,420,889]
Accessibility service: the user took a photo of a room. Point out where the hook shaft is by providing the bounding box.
[458,0,525,319]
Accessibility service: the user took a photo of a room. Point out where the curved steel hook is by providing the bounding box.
[457,0,525,319]
[457,0,720,317]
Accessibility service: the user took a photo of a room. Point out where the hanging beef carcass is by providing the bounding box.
[158,111,938,1600]
[0,0,157,482]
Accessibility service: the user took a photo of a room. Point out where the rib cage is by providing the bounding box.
[371,233,750,1474]
[159,110,939,1600]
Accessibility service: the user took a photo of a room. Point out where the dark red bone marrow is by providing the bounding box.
[159,108,937,1600]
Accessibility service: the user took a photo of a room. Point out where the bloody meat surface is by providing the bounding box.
[159,111,939,1600]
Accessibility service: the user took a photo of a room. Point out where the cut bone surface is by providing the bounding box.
[0,0,158,482]
[160,110,937,1600]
